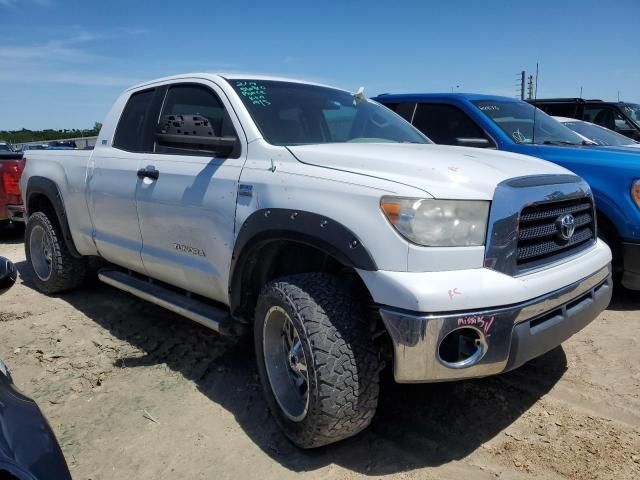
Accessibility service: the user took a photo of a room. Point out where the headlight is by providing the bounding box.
[632,180,640,208]
[381,197,490,246]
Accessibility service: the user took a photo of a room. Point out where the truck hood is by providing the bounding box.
[287,143,570,200]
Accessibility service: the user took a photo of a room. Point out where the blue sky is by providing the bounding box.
[1,0,638,130]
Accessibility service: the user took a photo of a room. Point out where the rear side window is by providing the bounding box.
[538,103,578,118]
[395,103,417,122]
[379,101,417,122]
[113,89,155,152]
[412,103,492,146]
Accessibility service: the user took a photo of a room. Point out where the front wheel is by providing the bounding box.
[25,211,88,294]
[254,273,380,448]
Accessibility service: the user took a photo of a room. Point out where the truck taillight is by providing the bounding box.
[2,164,23,196]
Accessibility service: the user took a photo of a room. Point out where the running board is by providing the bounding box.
[98,270,244,336]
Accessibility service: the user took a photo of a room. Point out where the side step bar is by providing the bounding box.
[98,269,244,336]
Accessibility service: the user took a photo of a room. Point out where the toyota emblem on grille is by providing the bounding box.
[557,214,576,241]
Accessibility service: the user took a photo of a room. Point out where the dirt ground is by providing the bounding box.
[1,224,639,480]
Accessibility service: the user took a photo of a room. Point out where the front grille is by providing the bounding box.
[517,196,596,270]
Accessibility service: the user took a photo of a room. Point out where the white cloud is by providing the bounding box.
[0,27,146,87]
[0,0,53,8]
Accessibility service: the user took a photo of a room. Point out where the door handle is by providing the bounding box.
[137,166,159,180]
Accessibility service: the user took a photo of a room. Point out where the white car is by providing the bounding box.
[554,116,640,148]
[20,74,612,448]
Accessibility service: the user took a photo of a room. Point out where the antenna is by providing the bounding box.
[531,63,539,145]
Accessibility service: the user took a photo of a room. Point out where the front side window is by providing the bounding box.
[412,103,493,146]
[229,80,428,146]
[155,84,239,157]
[113,89,155,152]
[622,103,640,127]
[472,100,585,145]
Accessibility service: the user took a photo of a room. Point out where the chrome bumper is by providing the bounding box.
[379,266,612,383]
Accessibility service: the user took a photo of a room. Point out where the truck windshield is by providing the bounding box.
[622,103,640,128]
[471,100,585,146]
[562,120,637,146]
[229,79,429,146]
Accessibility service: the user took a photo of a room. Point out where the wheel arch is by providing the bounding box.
[25,176,81,258]
[229,209,377,319]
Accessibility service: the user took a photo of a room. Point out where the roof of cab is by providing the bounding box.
[126,72,335,92]
[373,92,523,103]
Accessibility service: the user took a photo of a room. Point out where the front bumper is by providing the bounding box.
[622,242,640,290]
[379,266,612,383]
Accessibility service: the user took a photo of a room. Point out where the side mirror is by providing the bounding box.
[456,137,492,148]
[155,114,238,155]
[0,257,17,295]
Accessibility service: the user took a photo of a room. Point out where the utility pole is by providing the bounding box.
[527,75,534,100]
[520,71,525,100]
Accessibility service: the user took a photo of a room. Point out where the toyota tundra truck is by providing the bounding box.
[20,74,612,448]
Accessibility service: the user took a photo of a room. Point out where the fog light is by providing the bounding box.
[438,327,487,368]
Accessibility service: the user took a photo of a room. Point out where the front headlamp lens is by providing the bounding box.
[381,197,490,246]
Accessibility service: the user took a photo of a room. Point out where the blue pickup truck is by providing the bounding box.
[374,93,640,290]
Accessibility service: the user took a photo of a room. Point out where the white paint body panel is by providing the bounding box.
[288,143,569,200]
[359,239,611,312]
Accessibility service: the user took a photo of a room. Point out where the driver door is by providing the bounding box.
[134,81,246,303]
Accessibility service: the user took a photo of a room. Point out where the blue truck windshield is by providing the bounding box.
[472,100,585,146]
[229,79,428,146]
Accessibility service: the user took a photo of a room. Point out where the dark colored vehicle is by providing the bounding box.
[47,140,77,149]
[0,257,72,480]
[0,143,26,225]
[374,93,640,290]
[530,98,640,141]
[21,145,48,151]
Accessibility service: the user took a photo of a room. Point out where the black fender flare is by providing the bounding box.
[25,176,82,258]
[229,208,377,315]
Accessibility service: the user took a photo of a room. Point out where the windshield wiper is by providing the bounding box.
[542,140,580,146]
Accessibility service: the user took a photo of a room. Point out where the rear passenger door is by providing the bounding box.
[412,103,496,148]
[88,88,161,273]
[135,81,246,303]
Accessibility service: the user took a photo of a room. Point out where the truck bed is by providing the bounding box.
[20,149,95,248]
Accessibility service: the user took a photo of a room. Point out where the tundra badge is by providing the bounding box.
[173,243,206,257]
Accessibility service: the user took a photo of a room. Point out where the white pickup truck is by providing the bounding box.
[20,73,612,448]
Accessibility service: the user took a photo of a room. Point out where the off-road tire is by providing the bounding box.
[254,273,380,448]
[25,211,88,294]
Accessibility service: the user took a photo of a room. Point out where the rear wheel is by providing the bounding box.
[254,273,380,448]
[25,211,88,294]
